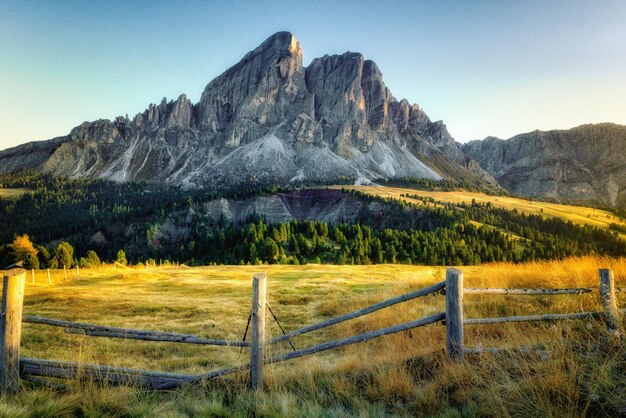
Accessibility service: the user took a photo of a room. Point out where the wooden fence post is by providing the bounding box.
[76,265,80,278]
[250,273,267,391]
[599,269,622,338]
[0,268,26,393]
[47,269,51,284]
[31,269,34,284]
[445,268,464,361]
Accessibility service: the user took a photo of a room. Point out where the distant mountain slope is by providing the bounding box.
[340,185,626,239]
[461,123,626,208]
[0,31,494,190]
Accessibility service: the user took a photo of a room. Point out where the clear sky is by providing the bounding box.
[1,0,625,150]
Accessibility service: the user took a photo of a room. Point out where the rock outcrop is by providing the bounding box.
[461,123,626,208]
[0,31,494,189]
[202,189,381,225]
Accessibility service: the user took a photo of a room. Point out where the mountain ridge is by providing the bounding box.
[0,31,495,190]
[461,122,626,208]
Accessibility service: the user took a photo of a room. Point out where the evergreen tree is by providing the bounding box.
[24,252,40,269]
[85,250,101,267]
[36,245,50,269]
[52,242,74,268]
[116,249,128,266]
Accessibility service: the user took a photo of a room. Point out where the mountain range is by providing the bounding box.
[0,31,624,208]
[462,123,626,208]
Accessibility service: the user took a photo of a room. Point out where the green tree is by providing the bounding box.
[264,238,280,262]
[24,252,40,269]
[51,242,74,269]
[116,249,128,266]
[249,243,259,264]
[36,245,50,269]
[85,250,101,267]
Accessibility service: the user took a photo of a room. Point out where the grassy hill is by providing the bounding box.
[4,257,625,416]
[337,185,626,240]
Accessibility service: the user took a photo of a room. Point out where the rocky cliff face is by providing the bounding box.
[461,123,626,208]
[0,31,493,189]
[202,189,382,225]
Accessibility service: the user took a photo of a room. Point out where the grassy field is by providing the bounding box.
[337,185,626,239]
[1,257,625,417]
[0,188,32,199]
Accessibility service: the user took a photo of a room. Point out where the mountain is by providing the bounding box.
[461,123,626,208]
[0,31,494,189]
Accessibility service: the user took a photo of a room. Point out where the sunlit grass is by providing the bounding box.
[339,185,626,239]
[4,257,625,416]
[0,187,32,199]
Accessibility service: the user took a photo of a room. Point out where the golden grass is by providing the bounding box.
[338,185,626,239]
[0,188,31,199]
[3,257,626,417]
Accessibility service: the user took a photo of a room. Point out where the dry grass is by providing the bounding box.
[2,257,625,417]
[0,188,31,199]
[338,185,626,239]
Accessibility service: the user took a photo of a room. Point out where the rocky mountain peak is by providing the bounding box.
[255,31,300,54]
[195,31,309,146]
[261,31,302,60]
[165,94,193,129]
[361,59,393,130]
[0,31,499,192]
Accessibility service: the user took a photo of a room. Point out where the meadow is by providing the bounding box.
[0,188,31,199]
[1,257,624,417]
[339,185,626,239]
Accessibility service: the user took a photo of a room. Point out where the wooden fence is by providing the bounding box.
[0,267,624,393]
[447,268,624,361]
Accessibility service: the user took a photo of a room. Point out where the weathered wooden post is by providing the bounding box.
[47,269,51,284]
[445,268,464,361]
[250,273,267,391]
[31,269,34,284]
[76,265,80,278]
[599,269,622,338]
[0,267,26,393]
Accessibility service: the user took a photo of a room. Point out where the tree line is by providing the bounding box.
[0,174,624,268]
[0,233,129,270]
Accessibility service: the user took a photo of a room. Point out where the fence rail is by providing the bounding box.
[20,357,194,390]
[1,265,624,393]
[270,281,444,344]
[157,312,447,391]
[464,311,602,325]
[23,315,250,347]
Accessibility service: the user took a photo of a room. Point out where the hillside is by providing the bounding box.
[1,176,625,267]
[340,185,626,240]
[461,123,626,209]
[0,32,494,190]
[6,257,625,416]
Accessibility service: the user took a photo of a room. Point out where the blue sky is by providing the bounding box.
[1,0,625,149]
